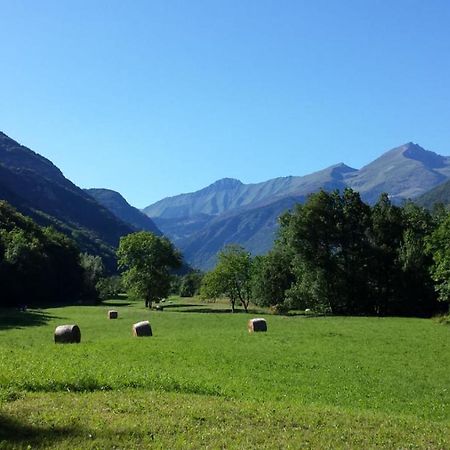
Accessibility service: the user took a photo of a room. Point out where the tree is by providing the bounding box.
[79,253,105,300]
[426,212,450,306]
[251,250,294,308]
[0,201,84,307]
[117,231,182,308]
[200,244,253,312]
[96,275,123,300]
[179,271,203,297]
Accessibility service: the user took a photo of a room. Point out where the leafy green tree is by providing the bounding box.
[200,244,253,312]
[277,189,371,313]
[0,201,84,307]
[397,202,436,315]
[117,231,182,308]
[426,212,450,306]
[199,269,222,302]
[368,193,405,315]
[80,253,105,300]
[96,275,123,300]
[251,250,294,308]
[179,271,204,297]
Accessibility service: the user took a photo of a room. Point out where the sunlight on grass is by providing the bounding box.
[1,298,450,448]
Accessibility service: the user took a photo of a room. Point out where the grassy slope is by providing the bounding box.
[1,298,450,448]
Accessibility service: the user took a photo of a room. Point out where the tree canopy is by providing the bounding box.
[200,244,253,312]
[202,189,447,317]
[117,231,182,307]
[0,200,85,307]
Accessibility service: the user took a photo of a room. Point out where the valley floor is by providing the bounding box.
[1,298,449,449]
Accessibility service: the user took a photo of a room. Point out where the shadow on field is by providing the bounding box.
[167,306,267,315]
[101,300,132,307]
[0,309,62,331]
[0,413,81,447]
[162,303,198,309]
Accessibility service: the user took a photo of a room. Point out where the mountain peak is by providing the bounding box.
[401,143,446,168]
[209,178,243,189]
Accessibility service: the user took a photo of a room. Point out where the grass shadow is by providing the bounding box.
[161,303,199,309]
[0,309,63,331]
[101,300,132,307]
[0,413,81,447]
[167,306,268,315]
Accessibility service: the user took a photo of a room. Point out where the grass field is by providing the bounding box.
[1,297,450,449]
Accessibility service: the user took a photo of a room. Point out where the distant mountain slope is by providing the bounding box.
[86,188,162,235]
[144,142,450,270]
[0,131,135,268]
[415,179,450,209]
[144,163,356,219]
[181,195,304,269]
[345,143,450,203]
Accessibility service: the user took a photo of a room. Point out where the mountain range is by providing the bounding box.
[143,143,450,269]
[0,132,160,270]
[1,132,450,272]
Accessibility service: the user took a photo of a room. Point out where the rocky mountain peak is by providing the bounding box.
[209,178,243,190]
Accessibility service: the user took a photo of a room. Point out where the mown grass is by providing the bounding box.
[1,297,450,448]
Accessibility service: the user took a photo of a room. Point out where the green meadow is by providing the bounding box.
[1,298,450,449]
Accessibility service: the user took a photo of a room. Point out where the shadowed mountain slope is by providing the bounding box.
[0,132,135,268]
[415,179,450,209]
[85,188,162,235]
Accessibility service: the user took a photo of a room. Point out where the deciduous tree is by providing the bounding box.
[117,231,182,308]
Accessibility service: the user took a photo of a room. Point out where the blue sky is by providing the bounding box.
[1,0,450,207]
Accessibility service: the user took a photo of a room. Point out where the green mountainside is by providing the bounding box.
[415,179,450,209]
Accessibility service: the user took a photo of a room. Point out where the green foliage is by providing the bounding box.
[251,251,294,308]
[117,231,182,307]
[95,276,123,300]
[79,253,105,301]
[273,189,441,316]
[426,213,450,303]
[179,271,203,297]
[200,245,252,312]
[0,201,84,307]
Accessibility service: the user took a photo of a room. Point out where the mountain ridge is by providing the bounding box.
[85,188,162,235]
[0,132,137,269]
[144,142,450,269]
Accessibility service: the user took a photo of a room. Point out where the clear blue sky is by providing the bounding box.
[1,0,450,207]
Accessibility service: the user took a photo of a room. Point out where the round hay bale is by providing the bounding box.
[54,324,81,344]
[108,310,118,319]
[132,320,152,337]
[248,318,267,333]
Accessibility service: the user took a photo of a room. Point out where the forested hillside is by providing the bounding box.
[0,201,84,307]
[0,132,136,269]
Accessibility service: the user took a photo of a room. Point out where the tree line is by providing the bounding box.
[201,189,450,317]
[0,201,120,307]
[3,187,450,318]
